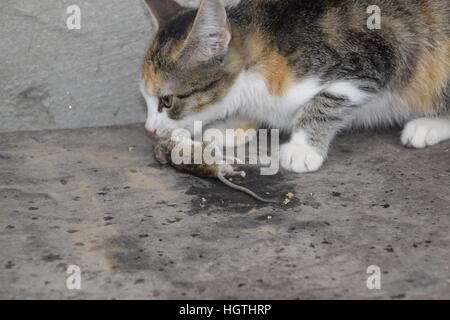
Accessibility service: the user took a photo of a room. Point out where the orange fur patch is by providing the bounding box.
[419,0,440,28]
[403,38,450,114]
[141,40,161,94]
[141,62,160,95]
[260,52,296,96]
[247,33,296,96]
[240,121,258,131]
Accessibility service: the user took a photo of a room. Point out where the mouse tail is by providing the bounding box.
[217,174,277,204]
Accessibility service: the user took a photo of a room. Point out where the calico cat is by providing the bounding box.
[140,0,450,173]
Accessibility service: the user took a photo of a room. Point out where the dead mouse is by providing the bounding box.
[154,137,277,203]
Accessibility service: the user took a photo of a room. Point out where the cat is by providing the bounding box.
[140,0,450,173]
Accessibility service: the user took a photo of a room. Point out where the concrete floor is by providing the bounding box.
[0,124,449,299]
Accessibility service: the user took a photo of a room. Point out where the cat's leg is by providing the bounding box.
[281,90,367,173]
[401,117,450,148]
[203,116,258,148]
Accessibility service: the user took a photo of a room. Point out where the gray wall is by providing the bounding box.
[0,0,239,133]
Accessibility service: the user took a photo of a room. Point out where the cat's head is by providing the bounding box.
[141,0,240,137]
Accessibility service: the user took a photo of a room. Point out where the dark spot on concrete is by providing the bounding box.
[0,190,56,214]
[382,204,390,208]
[134,279,145,285]
[0,154,12,159]
[165,218,181,224]
[60,179,68,185]
[6,225,15,229]
[32,136,45,143]
[104,217,114,221]
[5,261,15,269]
[67,229,79,234]
[16,87,55,125]
[42,254,62,262]
[103,236,150,272]
[56,263,67,269]
[290,220,330,231]
[331,191,341,197]
[301,194,322,209]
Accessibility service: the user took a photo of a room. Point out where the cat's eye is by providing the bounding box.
[159,95,173,109]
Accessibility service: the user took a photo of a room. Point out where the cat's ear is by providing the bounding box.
[182,0,231,65]
[144,0,183,29]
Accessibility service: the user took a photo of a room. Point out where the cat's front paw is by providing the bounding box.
[401,118,450,149]
[280,142,324,173]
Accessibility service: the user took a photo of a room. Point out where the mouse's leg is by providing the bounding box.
[220,164,246,179]
[230,170,246,178]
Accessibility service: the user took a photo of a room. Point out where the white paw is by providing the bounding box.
[401,118,450,149]
[280,142,324,173]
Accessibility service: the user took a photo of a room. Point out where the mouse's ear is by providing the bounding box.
[144,0,184,30]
